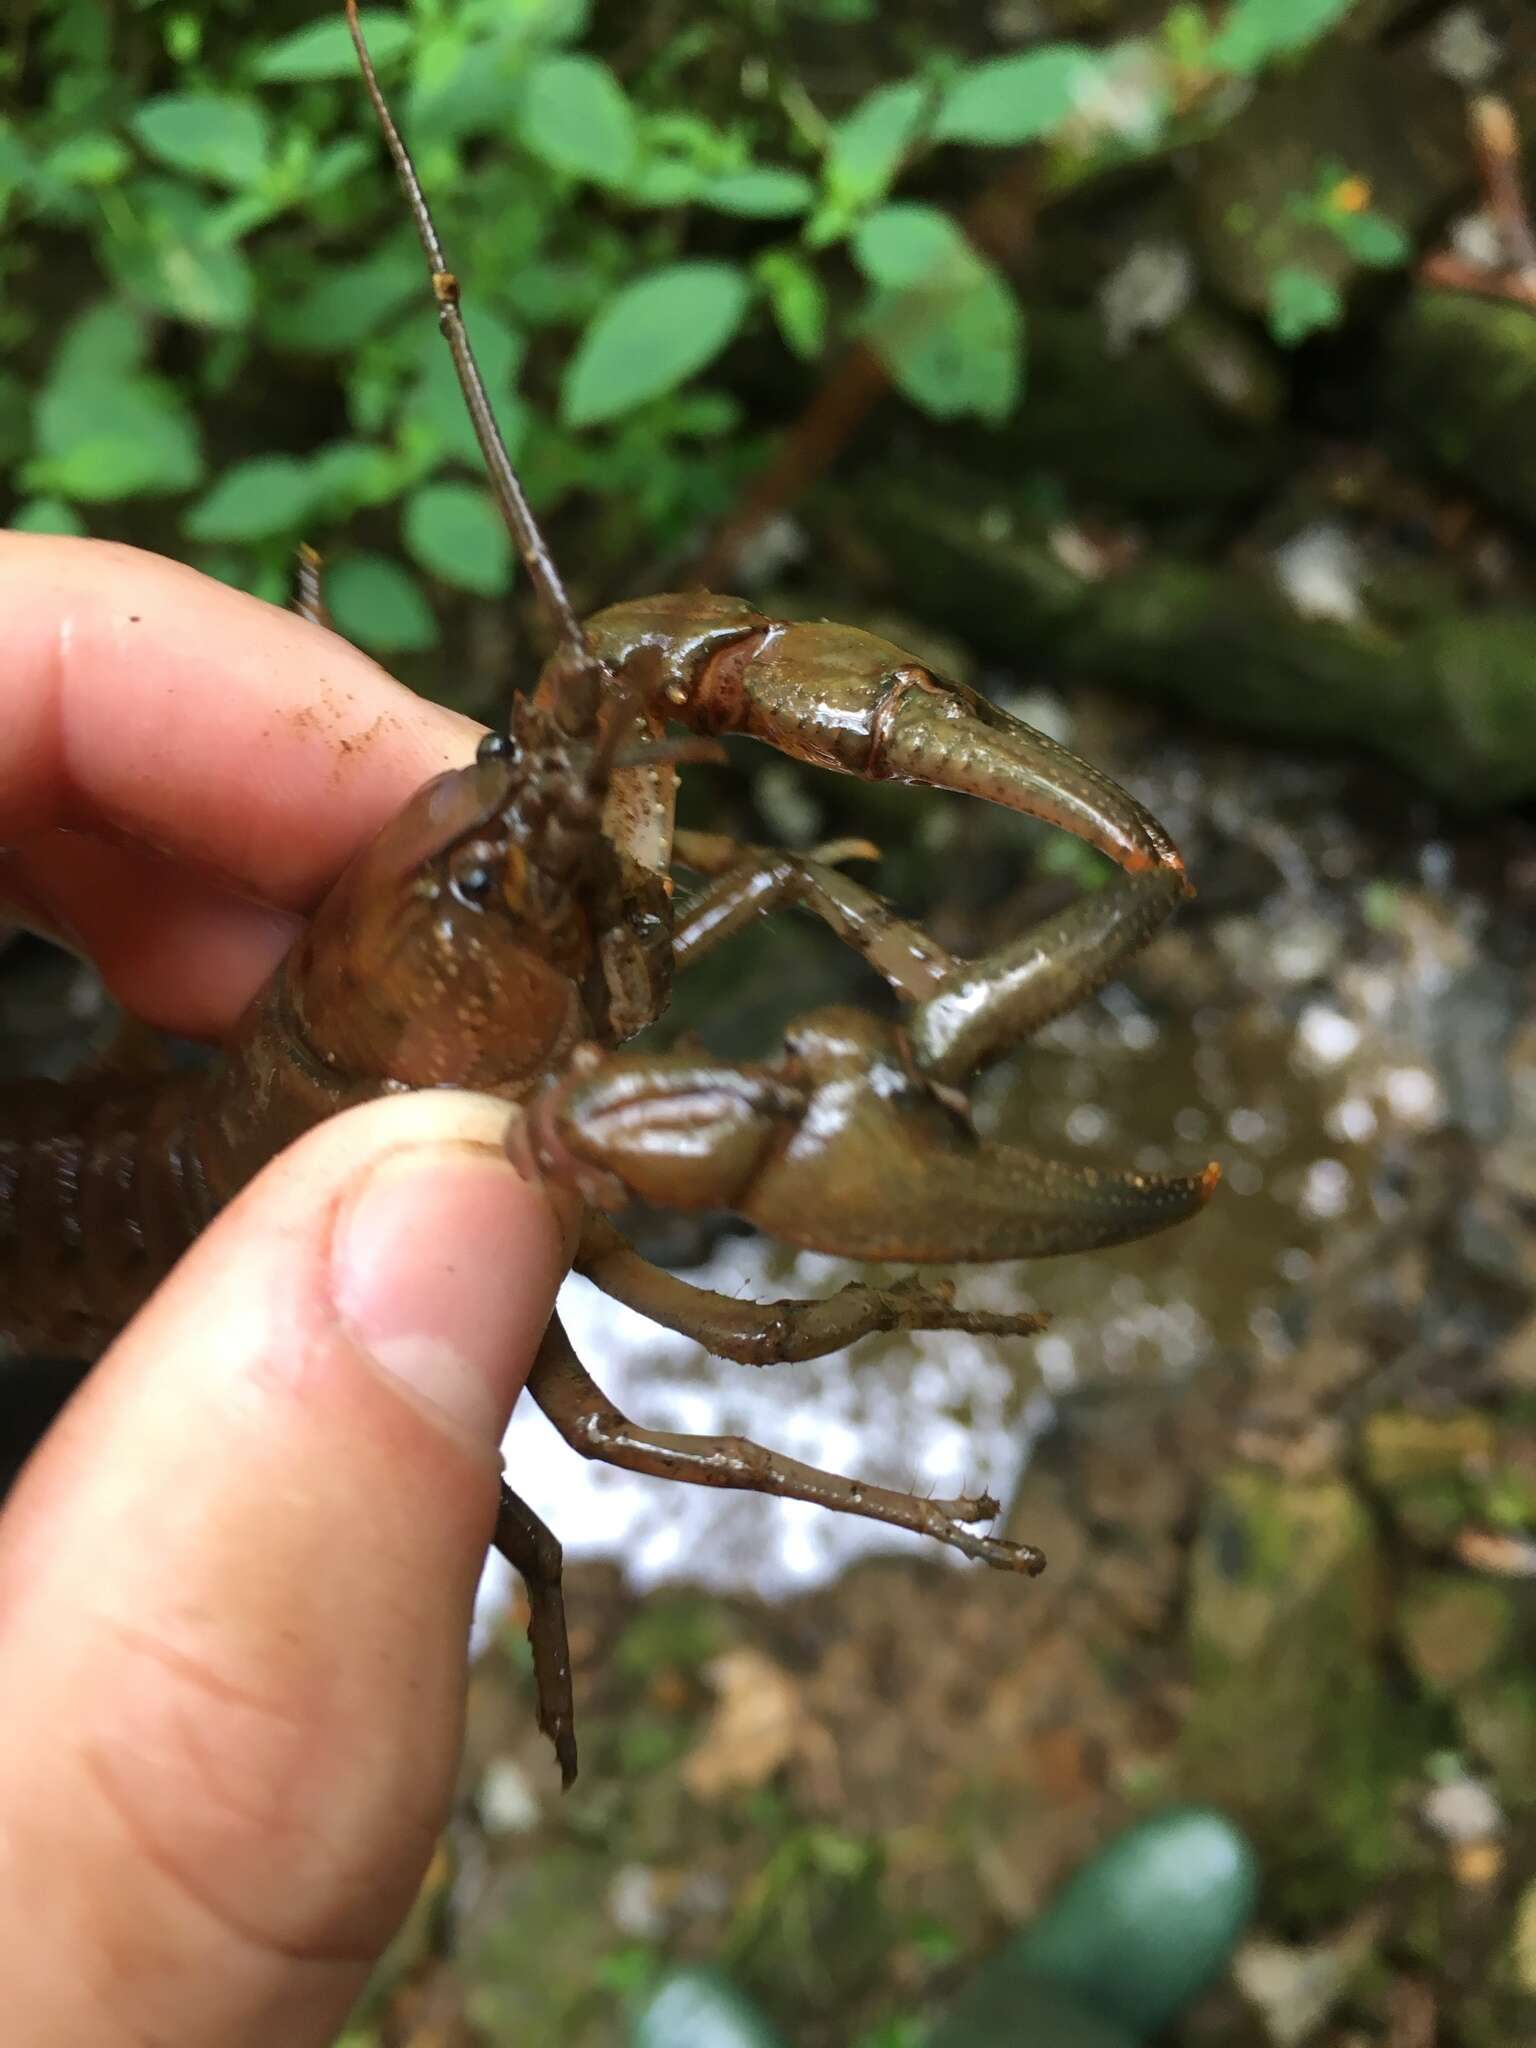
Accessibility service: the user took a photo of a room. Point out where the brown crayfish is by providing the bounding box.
[0,4,1217,1784]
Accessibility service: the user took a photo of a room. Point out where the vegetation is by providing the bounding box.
[2,0,1377,653]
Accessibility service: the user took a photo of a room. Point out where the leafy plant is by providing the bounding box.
[2,0,1367,657]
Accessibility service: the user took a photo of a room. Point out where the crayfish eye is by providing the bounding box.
[477,731,515,765]
[449,855,498,908]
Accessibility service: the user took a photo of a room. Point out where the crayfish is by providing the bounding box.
[0,4,1217,1784]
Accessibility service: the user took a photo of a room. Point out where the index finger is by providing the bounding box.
[0,534,481,911]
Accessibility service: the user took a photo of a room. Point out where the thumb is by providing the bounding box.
[0,1088,573,2048]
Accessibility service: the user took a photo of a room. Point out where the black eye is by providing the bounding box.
[477,731,514,764]
[451,861,496,907]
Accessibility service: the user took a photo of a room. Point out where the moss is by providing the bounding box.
[1181,1471,1421,1920]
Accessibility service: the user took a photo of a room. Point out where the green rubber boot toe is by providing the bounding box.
[931,1807,1259,2048]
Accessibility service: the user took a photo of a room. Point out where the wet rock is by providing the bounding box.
[846,474,1536,806]
[1191,46,1464,319]
[1395,1571,1515,1693]
[1181,1469,1407,1916]
[943,307,1289,516]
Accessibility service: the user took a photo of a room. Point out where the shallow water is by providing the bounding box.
[488,698,1526,1606]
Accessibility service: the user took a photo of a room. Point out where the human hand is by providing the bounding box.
[0,534,573,2045]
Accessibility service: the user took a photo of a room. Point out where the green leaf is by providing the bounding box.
[130,95,270,190]
[756,249,827,359]
[852,206,1024,420]
[101,176,256,327]
[933,44,1097,146]
[824,80,928,209]
[30,376,203,502]
[561,262,750,427]
[1329,209,1411,268]
[308,440,404,514]
[0,119,32,206]
[42,132,132,188]
[1267,264,1344,345]
[52,301,147,384]
[517,54,637,187]
[403,481,514,595]
[263,247,423,352]
[325,552,438,654]
[626,156,705,206]
[405,308,526,465]
[9,497,87,537]
[1212,0,1357,74]
[699,167,814,218]
[851,201,971,287]
[185,456,317,543]
[254,12,412,82]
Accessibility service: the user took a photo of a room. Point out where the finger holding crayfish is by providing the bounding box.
[572,593,1186,882]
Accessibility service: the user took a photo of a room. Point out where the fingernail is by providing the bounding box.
[331,1140,564,1445]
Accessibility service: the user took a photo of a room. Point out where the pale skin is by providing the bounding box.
[0,532,576,2047]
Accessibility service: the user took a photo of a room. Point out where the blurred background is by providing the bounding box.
[5,0,1536,2041]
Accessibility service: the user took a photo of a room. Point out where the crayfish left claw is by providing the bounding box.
[528,1007,1218,1265]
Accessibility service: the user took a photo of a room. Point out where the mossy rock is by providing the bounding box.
[841,473,1536,809]
[1385,292,1536,533]
[1180,1470,1414,1918]
[1361,1410,1495,1549]
[1191,44,1463,319]
[463,1847,629,2047]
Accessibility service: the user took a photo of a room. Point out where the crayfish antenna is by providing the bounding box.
[345,0,609,743]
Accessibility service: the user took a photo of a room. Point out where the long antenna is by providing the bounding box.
[345,0,607,729]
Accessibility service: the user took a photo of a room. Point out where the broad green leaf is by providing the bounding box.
[0,119,31,205]
[933,44,1097,146]
[308,440,404,513]
[824,80,928,209]
[561,262,750,427]
[1330,209,1411,267]
[517,54,637,187]
[405,309,526,465]
[853,207,1024,420]
[699,167,814,218]
[626,157,705,206]
[1267,264,1343,345]
[9,498,86,537]
[185,456,317,542]
[100,176,256,327]
[756,249,827,359]
[867,272,1024,420]
[403,481,514,594]
[43,132,132,187]
[263,247,423,352]
[326,552,438,653]
[254,12,412,82]
[130,95,270,190]
[851,202,971,288]
[1212,0,1356,73]
[309,138,371,196]
[52,302,147,384]
[30,376,203,501]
